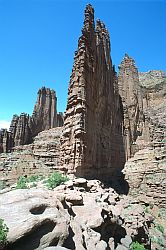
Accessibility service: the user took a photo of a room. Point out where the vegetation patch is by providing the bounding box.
[0,218,9,246]
[15,176,28,189]
[45,172,69,189]
[15,175,44,189]
[130,241,146,250]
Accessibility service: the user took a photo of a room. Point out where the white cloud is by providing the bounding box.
[0,120,11,130]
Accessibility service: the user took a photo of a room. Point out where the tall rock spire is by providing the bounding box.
[31,87,57,136]
[118,54,144,158]
[61,5,125,179]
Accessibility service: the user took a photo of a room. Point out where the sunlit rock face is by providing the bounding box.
[61,4,125,179]
[118,54,144,159]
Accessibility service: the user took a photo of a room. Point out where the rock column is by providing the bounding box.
[61,4,125,179]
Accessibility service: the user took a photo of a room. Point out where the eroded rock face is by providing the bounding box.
[0,129,13,153]
[61,4,125,179]
[0,128,62,187]
[10,113,32,146]
[118,54,144,159]
[139,70,166,109]
[123,105,166,208]
[122,68,166,209]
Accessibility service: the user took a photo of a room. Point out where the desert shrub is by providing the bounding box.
[15,176,28,189]
[46,172,69,189]
[130,241,146,250]
[0,218,9,245]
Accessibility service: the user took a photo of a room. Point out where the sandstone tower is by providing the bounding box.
[118,54,144,159]
[30,87,58,137]
[61,4,125,179]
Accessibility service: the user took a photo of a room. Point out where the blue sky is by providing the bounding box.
[0,0,166,129]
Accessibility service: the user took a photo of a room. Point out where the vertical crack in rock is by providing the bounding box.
[61,4,125,180]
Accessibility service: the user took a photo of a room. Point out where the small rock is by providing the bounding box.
[65,192,83,205]
[121,235,132,248]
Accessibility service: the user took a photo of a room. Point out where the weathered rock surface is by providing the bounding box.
[10,113,32,146]
[140,70,166,110]
[123,105,166,209]
[0,87,63,154]
[0,189,70,250]
[0,128,62,188]
[122,68,166,209]
[118,54,144,159]
[0,129,13,153]
[0,177,157,250]
[61,4,125,179]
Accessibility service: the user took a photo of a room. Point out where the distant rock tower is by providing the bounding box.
[30,87,58,137]
[0,87,63,153]
[60,4,125,179]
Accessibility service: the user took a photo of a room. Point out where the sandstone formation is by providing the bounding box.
[0,87,63,153]
[10,113,32,146]
[0,129,13,153]
[123,80,166,209]
[1,176,162,250]
[0,4,166,250]
[0,128,62,188]
[61,4,125,179]
[118,54,144,159]
[140,70,166,109]
[30,87,58,136]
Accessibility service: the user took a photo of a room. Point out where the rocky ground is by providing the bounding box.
[0,175,166,250]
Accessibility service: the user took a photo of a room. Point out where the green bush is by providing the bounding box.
[46,172,69,189]
[130,241,146,250]
[0,218,9,245]
[15,176,28,189]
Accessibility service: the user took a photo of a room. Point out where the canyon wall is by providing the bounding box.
[123,70,166,207]
[61,4,125,179]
